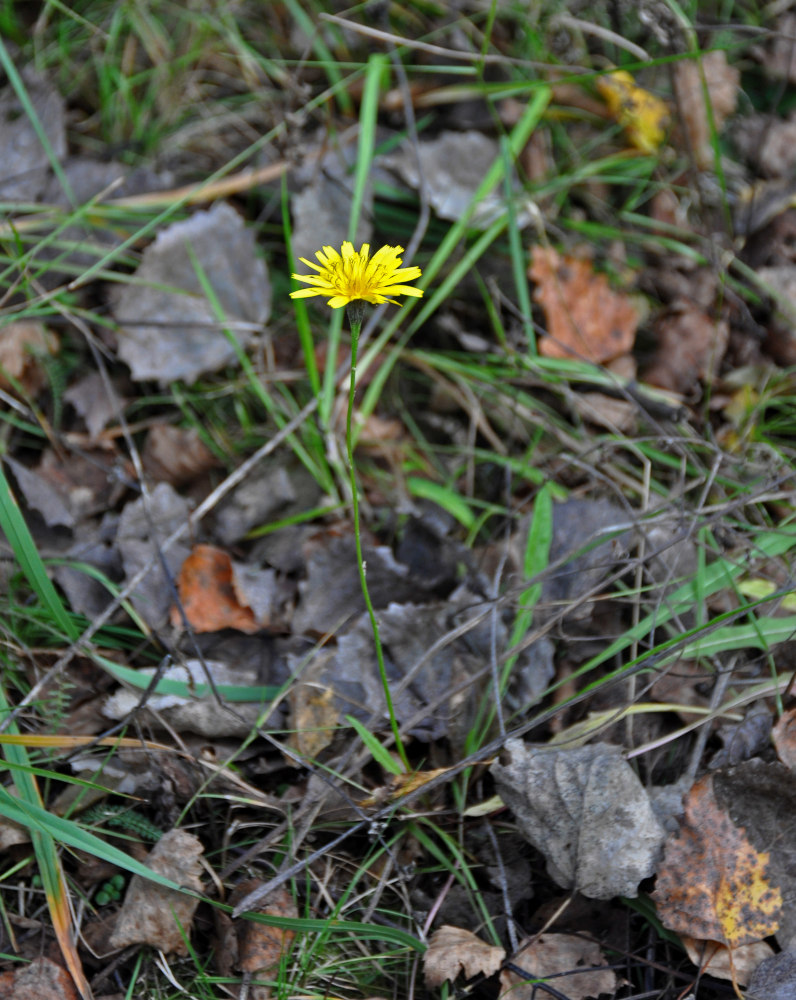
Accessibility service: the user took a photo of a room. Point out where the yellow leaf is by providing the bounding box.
[596,70,670,153]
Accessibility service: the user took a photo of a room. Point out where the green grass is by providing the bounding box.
[0,1,793,997]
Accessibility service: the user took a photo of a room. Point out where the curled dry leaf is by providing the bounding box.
[424,925,506,987]
[109,829,204,956]
[772,707,796,769]
[529,247,638,363]
[172,544,259,634]
[500,934,617,1000]
[681,935,774,988]
[492,740,664,899]
[652,774,782,949]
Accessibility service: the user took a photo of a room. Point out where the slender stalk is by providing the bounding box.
[346,311,410,772]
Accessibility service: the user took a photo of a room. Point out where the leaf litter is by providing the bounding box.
[2,11,796,1000]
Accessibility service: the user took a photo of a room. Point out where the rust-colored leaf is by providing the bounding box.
[228,879,297,999]
[652,774,782,949]
[529,247,638,363]
[1,956,79,1000]
[171,543,259,633]
[424,925,506,987]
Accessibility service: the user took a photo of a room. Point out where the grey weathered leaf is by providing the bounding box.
[492,740,665,899]
[115,203,270,384]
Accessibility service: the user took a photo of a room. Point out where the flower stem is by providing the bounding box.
[346,316,410,772]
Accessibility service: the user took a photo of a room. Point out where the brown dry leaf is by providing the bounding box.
[500,934,617,1000]
[172,544,259,634]
[0,321,59,395]
[530,247,638,363]
[572,391,637,432]
[229,881,297,974]
[0,957,79,1000]
[287,654,339,760]
[109,829,204,955]
[652,774,782,948]
[681,935,773,988]
[772,708,796,769]
[644,302,728,395]
[425,926,505,987]
[143,423,217,486]
[672,51,739,169]
[596,70,670,153]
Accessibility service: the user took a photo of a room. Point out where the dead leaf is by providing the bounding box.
[143,424,217,486]
[109,829,204,955]
[114,202,270,385]
[291,532,430,636]
[424,925,505,987]
[772,708,796,769]
[491,740,665,899]
[652,774,782,948]
[672,51,739,169]
[291,133,372,266]
[287,655,339,761]
[644,301,728,395]
[572,391,637,432]
[7,448,125,528]
[681,935,773,988]
[172,544,259,634]
[0,321,59,395]
[530,247,638,363]
[500,934,617,1000]
[711,760,796,949]
[748,949,796,1000]
[0,65,66,202]
[64,372,125,439]
[385,131,507,228]
[596,69,670,153]
[229,881,297,976]
[117,481,192,630]
[0,956,79,1000]
[102,658,268,738]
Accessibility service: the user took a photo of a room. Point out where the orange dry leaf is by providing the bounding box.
[596,70,670,153]
[172,544,259,633]
[228,881,297,978]
[424,925,506,987]
[529,247,638,362]
[652,775,782,949]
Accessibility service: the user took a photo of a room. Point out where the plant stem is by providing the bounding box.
[346,314,410,772]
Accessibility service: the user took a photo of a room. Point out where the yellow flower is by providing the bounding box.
[290,241,423,309]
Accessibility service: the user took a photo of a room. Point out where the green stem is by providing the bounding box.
[346,314,410,772]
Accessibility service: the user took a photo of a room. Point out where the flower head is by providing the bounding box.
[290,241,423,310]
